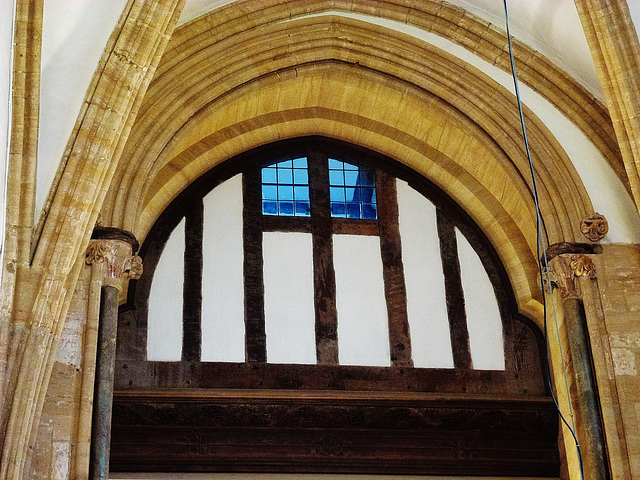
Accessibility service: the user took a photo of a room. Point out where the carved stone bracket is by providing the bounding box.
[545,254,596,299]
[580,212,608,242]
[85,227,142,290]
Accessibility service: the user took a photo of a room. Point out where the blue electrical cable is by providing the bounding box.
[502,1,585,478]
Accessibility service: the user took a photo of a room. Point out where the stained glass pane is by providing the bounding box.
[292,157,307,168]
[330,187,345,202]
[359,170,375,186]
[331,203,346,217]
[362,204,377,219]
[295,201,311,216]
[295,186,309,201]
[262,167,277,183]
[329,170,344,185]
[293,169,308,184]
[277,168,293,184]
[280,201,294,216]
[345,187,359,202]
[328,158,343,169]
[263,201,277,215]
[328,158,377,219]
[262,185,277,200]
[346,203,361,218]
[344,170,359,186]
[262,157,310,217]
[361,187,375,203]
[278,185,294,201]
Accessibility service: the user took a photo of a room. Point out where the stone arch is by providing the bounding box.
[105,10,599,324]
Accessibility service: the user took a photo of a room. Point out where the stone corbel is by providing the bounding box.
[84,227,142,290]
[545,253,596,299]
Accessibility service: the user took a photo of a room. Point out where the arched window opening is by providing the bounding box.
[112,137,558,477]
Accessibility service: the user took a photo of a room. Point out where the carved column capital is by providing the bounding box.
[85,228,142,290]
[544,253,596,299]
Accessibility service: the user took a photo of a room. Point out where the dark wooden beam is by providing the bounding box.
[436,210,472,369]
[309,150,339,365]
[376,171,412,367]
[182,201,203,362]
[543,242,603,263]
[114,361,546,396]
[242,170,267,362]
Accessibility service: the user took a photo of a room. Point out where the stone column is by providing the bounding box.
[84,228,142,480]
[546,247,609,480]
[574,0,640,213]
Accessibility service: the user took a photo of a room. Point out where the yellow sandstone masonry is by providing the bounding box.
[575,0,640,213]
[0,2,185,480]
[2,1,640,479]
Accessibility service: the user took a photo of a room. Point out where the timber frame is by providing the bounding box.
[111,138,559,476]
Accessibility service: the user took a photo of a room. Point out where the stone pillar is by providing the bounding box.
[84,228,142,480]
[546,247,609,480]
[574,0,640,213]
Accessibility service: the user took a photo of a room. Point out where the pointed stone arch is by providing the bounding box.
[105,8,600,325]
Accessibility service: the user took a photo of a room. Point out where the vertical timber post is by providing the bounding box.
[546,244,609,480]
[85,228,142,480]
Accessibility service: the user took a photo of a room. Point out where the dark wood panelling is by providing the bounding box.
[376,170,412,367]
[110,391,559,476]
[436,209,472,369]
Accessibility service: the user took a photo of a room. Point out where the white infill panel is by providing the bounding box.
[396,180,454,368]
[456,229,505,370]
[263,232,316,364]
[201,174,245,363]
[333,234,390,367]
[147,218,185,361]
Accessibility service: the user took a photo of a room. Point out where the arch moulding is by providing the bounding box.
[106,12,599,327]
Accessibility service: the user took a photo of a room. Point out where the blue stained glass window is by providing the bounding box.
[262,157,310,216]
[262,156,377,219]
[328,158,378,220]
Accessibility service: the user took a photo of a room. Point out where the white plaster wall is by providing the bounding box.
[0,0,15,272]
[201,174,245,362]
[147,218,185,361]
[178,0,235,25]
[180,0,599,101]
[455,0,600,98]
[333,234,390,367]
[456,229,505,370]
[263,231,316,364]
[38,0,127,222]
[396,180,454,368]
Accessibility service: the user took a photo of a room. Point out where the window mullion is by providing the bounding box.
[309,150,339,365]
[376,171,413,367]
